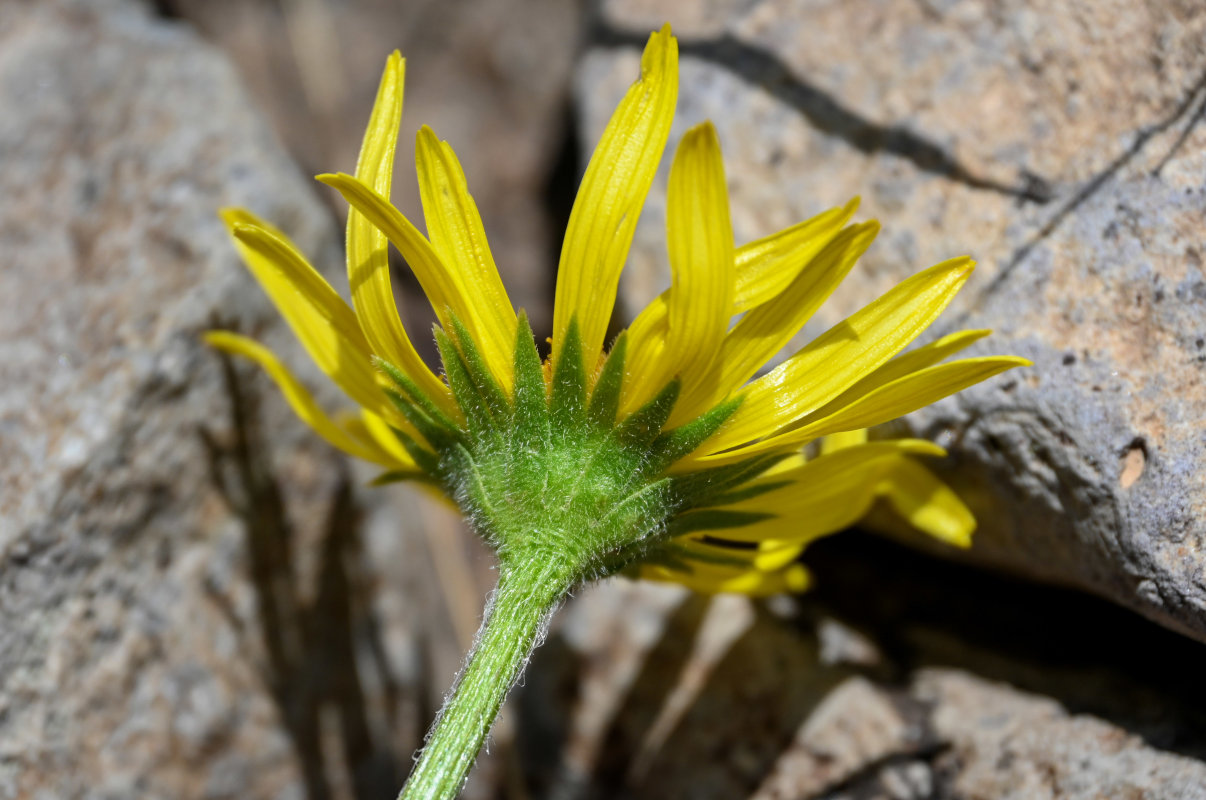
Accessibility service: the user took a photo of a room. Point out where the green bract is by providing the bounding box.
[379,312,764,587]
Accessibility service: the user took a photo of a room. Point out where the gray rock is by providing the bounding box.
[519,578,1206,799]
[578,1,1206,641]
[896,162,1206,644]
[921,669,1206,800]
[0,1,434,797]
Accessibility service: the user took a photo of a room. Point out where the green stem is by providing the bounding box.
[399,555,577,799]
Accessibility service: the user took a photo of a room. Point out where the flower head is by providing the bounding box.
[206,26,1029,797]
[206,25,1026,598]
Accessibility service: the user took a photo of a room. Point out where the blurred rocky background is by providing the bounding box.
[1,0,1203,798]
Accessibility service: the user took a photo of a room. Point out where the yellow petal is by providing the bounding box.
[819,428,869,455]
[747,455,974,566]
[699,485,897,567]
[626,122,734,409]
[345,53,453,412]
[877,458,975,547]
[663,123,734,375]
[358,408,424,465]
[621,199,858,413]
[415,126,517,392]
[762,439,949,483]
[552,24,677,370]
[673,537,761,565]
[734,198,860,311]
[679,536,807,574]
[638,560,809,596]
[694,356,1026,466]
[812,328,991,422]
[752,540,807,571]
[789,356,1031,441]
[865,328,991,386]
[714,441,974,554]
[219,210,398,422]
[699,443,930,545]
[672,221,879,425]
[762,451,807,477]
[622,295,670,369]
[334,409,432,470]
[204,331,410,469]
[321,173,480,345]
[700,257,977,456]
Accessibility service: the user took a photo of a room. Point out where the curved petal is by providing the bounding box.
[670,221,879,425]
[715,445,975,564]
[786,356,1031,441]
[734,198,860,310]
[622,199,861,415]
[357,408,427,465]
[699,441,943,544]
[552,24,678,370]
[220,210,399,424]
[691,355,1027,467]
[878,458,975,547]
[637,560,809,596]
[322,173,484,342]
[807,328,991,422]
[818,428,869,455]
[415,126,517,392]
[346,52,453,411]
[700,257,977,456]
[663,123,734,380]
[204,331,412,469]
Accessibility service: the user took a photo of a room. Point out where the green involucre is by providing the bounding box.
[375,312,773,585]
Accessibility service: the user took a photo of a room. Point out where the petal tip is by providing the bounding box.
[384,49,405,79]
[785,564,810,593]
[643,23,679,71]
[314,171,350,188]
[229,222,257,241]
[753,541,802,571]
[218,207,250,228]
[200,330,232,349]
[912,441,948,458]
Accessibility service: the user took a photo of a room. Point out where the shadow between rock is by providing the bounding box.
[200,347,410,800]
[799,529,1206,760]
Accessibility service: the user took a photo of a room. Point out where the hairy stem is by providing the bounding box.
[398,554,577,799]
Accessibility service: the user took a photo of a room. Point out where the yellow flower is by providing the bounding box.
[206,26,1032,798]
[206,25,1026,600]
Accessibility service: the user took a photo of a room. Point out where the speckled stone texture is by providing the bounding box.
[517,574,1206,800]
[579,0,1206,642]
[0,1,439,797]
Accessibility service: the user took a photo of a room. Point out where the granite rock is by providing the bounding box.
[921,669,1206,800]
[517,572,1206,799]
[0,2,442,797]
[578,1,1206,641]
